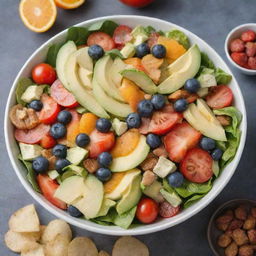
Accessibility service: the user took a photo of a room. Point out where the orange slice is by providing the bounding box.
[54,0,85,9]
[104,172,126,194]
[19,0,57,33]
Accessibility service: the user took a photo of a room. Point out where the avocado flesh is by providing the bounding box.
[110,135,150,172]
[76,46,93,71]
[110,57,127,88]
[143,180,164,203]
[158,44,201,94]
[78,67,92,90]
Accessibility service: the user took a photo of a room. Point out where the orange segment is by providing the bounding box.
[79,113,98,135]
[119,78,145,111]
[54,0,85,9]
[111,129,140,158]
[157,36,186,64]
[104,172,126,194]
[19,0,57,33]
[124,58,146,72]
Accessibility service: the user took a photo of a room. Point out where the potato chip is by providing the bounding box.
[45,234,69,256]
[4,230,39,253]
[68,237,98,256]
[41,219,72,244]
[98,250,110,256]
[9,204,40,233]
[112,236,149,256]
[21,245,46,256]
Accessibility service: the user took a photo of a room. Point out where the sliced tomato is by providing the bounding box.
[40,133,56,149]
[180,148,213,183]
[15,124,50,144]
[206,85,233,109]
[87,32,116,51]
[113,25,132,47]
[139,104,183,135]
[37,174,67,210]
[159,201,180,218]
[39,94,61,124]
[164,122,202,163]
[50,79,78,108]
[147,32,160,48]
[89,129,115,158]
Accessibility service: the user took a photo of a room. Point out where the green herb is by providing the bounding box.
[66,27,89,46]
[215,68,232,84]
[46,43,63,67]
[88,20,118,36]
[144,26,156,35]
[15,78,33,106]
[184,194,205,208]
[157,30,165,36]
[105,49,124,59]
[165,30,190,49]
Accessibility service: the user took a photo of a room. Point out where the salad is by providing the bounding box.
[9,20,242,229]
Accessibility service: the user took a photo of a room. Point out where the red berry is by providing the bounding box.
[230,39,245,52]
[245,42,256,57]
[241,30,256,42]
[231,52,248,67]
[248,57,256,70]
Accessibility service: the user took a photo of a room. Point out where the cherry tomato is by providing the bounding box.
[37,174,67,209]
[15,124,50,144]
[119,0,154,8]
[180,148,213,183]
[136,198,159,224]
[39,94,61,124]
[113,25,132,47]
[32,63,56,85]
[206,85,233,109]
[159,201,180,218]
[147,32,160,48]
[50,79,78,108]
[87,32,116,51]
[40,133,56,149]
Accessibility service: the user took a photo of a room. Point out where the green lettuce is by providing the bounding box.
[215,68,232,84]
[46,43,64,67]
[184,194,205,209]
[144,26,156,35]
[200,52,216,69]
[15,78,33,106]
[66,26,89,46]
[105,49,124,59]
[88,20,118,36]
[165,30,190,49]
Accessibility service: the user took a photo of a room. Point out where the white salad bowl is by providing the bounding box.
[4,15,247,236]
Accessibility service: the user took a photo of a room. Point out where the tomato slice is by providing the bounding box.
[89,129,115,158]
[37,174,67,210]
[159,201,180,218]
[164,122,202,163]
[180,148,213,183]
[113,25,132,47]
[39,94,61,124]
[139,104,183,135]
[15,124,50,144]
[87,32,116,51]
[147,32,160,48]
[136,198,159,224]
[206,85,233,109]
[40,133,56,149]
[50,79,78,108]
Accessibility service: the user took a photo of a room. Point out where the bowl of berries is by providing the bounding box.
[225,23,256,75]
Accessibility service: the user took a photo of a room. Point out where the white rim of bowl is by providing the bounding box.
[4,15,247,236]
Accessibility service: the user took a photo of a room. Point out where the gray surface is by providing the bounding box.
[0,0,255,255]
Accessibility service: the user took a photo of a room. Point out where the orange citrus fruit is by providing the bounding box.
[19,0,57,33]
[54,0,85,9]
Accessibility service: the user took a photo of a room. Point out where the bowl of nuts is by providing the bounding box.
[208,199,256,256]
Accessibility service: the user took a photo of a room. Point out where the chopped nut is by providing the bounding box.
[217,222,229,232]
[216,115,231,126]
[140,154,158,171]
[251,208,256,218]
[228,219,244,231]
[216,213,233,225]
[41,149,56,170]
[218,233,232,248]
[83,158,99,173]
[168,89,190,101]
[9,104,39,130]
[144,94,152,100]
[243,215,256,230]
[153,145,168,158]
[141,171,156,186]
[238,245,254,256]
[235,206,248,221]
[232,229,249,246]
[186,94,198,103]
[225,242,238,256]
[247,229,256,244]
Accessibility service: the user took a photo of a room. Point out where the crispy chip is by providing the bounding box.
[21,245,46,256]
[41,219,72,244]
[68,237,98,256]
[45,234,69,256]
[9,204,40,233]
[112,236,149,256]
[4,230,39,253]
[98,250,110,256]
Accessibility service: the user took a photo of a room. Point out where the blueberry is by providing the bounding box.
[28,100,43,111]
[32,156,49,174]
[50,123,67,139]
[126,113,141,128]
[52,144,67,158]
[137,100,154,117]
[184,78,200,93]
[174,99,188,112]
[211,148,223,161]
[76,133,90,147]
[146,133,162,149]
[96,118,112,133]
[88,44,104,60]
[151,94,165,110]
[57,110,72,125]
[200,137,216,151]
[95,168,112,182]
[97,152,112,167]
[152,44,166,58]
[136,43,150,58]
[67,205,83,218]
[55,159,71,173]
[167,172,184,188]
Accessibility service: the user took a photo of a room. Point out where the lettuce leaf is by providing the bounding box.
[15,78,34,106]
[184,194,205,209]
[215,68,232,84]
[66,27,89,46]
[165,30,190,49]
[88,20,118,36]
[46,43,64,67]
[105,49,124,59]
[200,52,216,69]
[144,26,156,35]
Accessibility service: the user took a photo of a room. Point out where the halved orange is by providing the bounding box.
[54,0,85,9]
[19,0,57,33]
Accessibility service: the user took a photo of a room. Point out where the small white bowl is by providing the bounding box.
[225,23,256,75]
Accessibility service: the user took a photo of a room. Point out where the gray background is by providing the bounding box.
[0,0,255,255]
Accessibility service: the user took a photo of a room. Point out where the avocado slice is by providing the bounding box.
[160,189,182,207]
[120,69,157,94]
[143,180,164,203]
[110,135,150,172]
[158,44,201,94]
[96,198,116,217]
[116,174,142,215]
[109,57,127,88]
[76,46,93,71]
[78,67,92,89]
[65,50,109,118]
